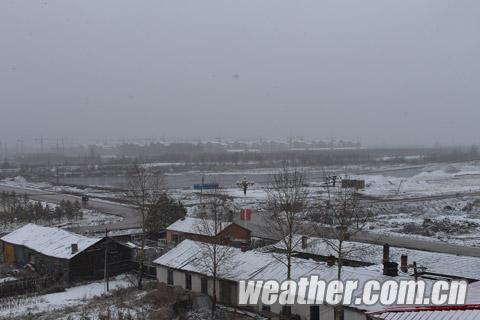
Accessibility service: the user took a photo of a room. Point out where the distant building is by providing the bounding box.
[165,217,251,246]
[0,224,133,282]
[341,179,365,190]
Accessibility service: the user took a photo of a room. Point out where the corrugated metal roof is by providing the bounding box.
[274,235,480,280]
[1,223,102,260]
[154,239,440,313]
[370,282,480,319]
[372,307,480,320]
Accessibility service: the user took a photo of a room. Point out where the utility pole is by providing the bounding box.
[103,228,110,292]
[104,246,109,292]
[200,174,205,208]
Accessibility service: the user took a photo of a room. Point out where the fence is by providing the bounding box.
[0,276,55,298]
[0,293,39,311]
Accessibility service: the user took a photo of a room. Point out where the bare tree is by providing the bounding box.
[319,183,370,320]
[126,162,164,290]
[195,190,236,314]
[262,163,310,281]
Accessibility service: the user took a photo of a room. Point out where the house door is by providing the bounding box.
[310,305,320,320]
[219,280,237,306]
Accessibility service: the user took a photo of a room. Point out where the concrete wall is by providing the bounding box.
[157,267,219,300]
[156,266,367,320]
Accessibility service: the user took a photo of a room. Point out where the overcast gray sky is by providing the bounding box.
[1,0,479,147]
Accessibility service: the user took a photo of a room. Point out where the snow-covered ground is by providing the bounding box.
[365,195,480,247]
[355,162,480,198]
[0,176,121,202]
[0,275,132,318]
[5,161,480,246]
[0,177,124,232]
[0,208,123,234]
[52,208,123,229]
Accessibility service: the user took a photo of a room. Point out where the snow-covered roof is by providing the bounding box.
[166,217,232,236]
[370,282,480,319]
[1,223,102,260]
[154,239,437,312]
[274,235,480,280]
[370,306,480,320]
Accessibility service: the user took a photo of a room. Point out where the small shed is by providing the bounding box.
[0,224,133,282]
[341,179,366,190]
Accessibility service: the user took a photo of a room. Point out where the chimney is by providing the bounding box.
[301,236,308,249]
[383,244,398,276]
[400,255,408,273]
[71,243,78,254]
[383,244,390,263]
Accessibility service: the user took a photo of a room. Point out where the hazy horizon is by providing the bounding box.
[1,1,479,147]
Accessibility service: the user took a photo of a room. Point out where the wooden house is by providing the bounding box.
[0,224,133,282]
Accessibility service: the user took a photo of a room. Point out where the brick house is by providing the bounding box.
[165,217,251,246]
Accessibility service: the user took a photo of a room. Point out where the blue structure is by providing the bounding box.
[193,183,219,190]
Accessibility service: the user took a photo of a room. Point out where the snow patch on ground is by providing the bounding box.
[357,162,480,198]
[0,275,131,317]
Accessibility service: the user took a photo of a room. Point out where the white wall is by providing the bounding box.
[157,266,220,300]
[156,266,367,320]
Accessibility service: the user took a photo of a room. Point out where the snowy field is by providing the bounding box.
[4,161,480,246]
[0,207,123,234]
[355,162,480,198]
[0,275,132,318]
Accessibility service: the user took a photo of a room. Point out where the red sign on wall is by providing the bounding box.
[240,208,252,221]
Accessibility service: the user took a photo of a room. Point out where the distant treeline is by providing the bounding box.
[4,144,480,175]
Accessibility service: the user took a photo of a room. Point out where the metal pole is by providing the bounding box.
[104,247,109,292]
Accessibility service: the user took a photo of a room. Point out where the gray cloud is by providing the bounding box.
[1,0,479,146]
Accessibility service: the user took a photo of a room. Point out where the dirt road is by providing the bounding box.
[0,185,141,233]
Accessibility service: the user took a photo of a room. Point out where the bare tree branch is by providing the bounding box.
[261,162,311,282]
[195,189,236,314]
[126,161,165,290]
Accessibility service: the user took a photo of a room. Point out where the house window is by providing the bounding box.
[185,273,192,290]
[310,305,320,320]
[172,234,183,244]
[201,277,208,294]
[167,269,174,285]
